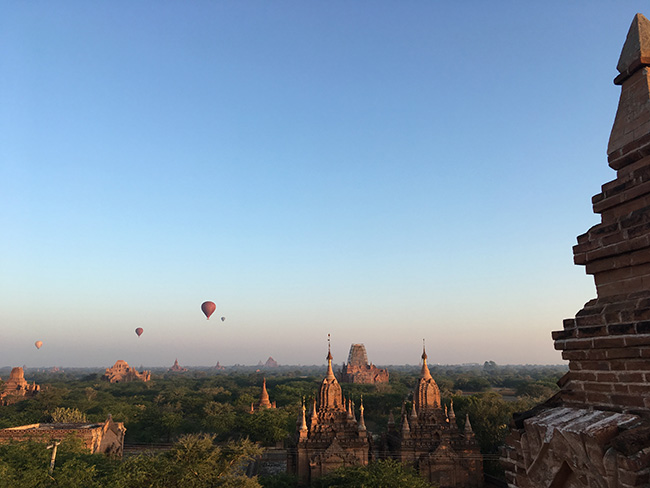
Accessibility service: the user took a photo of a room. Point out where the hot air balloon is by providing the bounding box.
[201,301,216,320]
[135,327,144,338]
[221,317,226,322]
[35,341,43,349]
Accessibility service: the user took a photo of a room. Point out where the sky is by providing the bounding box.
[1,2,647,368]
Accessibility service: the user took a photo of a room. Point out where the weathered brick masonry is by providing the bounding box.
[502,14,650,488]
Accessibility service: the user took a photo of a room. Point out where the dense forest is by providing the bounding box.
[0,362,566,487]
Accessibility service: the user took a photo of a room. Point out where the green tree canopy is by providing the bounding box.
[311,460,435,488]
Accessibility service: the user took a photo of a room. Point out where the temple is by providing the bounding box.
[288,342,371,485]
[168,359,187,372]
[339,344,389,384]
[502,13,650,488]
[0,367,40,406]
[0,415,126,456]
[384,346,483,487]
[250,378,277,413]
[102,360,151,383]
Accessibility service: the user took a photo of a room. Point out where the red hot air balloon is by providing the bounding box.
[201,301,216,320]
[135,327,144,338]
[35,341,43,349]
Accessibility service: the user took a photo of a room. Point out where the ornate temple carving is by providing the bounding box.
[0,367,39,406]
[102,360,151,383]
[502,13,650,488]
[384,347,483,488]
[288,345,370,485]
[339,344,389,384]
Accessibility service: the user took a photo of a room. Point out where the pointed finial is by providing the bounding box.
[358,395,366,432]
[401,412,410,435]
[325,335,335,379]
[420,340,432,380]
[615,13,650,84]
[465,413,474,434]
[300,397,308,432]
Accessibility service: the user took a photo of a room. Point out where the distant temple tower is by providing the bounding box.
[385,345,483,488]
[339,344,389,384]
[102,360,151,383]
[168,359,187,372]
[502,13,650,488]
[0,367,39,406]
[288,339,370,485]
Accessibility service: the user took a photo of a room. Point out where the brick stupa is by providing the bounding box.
[502,14,650,488]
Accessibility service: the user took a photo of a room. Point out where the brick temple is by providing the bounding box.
[0,415,126,456]
[339,343,389,384]
[383,346,483,487]
[0,367,40,406]
[502,13,650,488]
[102,360,151,383]
[288,345,371,485]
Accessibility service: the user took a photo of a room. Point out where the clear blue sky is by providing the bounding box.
[1,2,645,367]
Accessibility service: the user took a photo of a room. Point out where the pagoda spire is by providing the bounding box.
[326,333,335,379]
[410,401,418,422]
[299,398,308,436]
[259,377,272,408]
[421,339,432,380]
[401,411,410,438]
[310,398,318,427]
[318,334,344,411]
[614,13,650,84]
[358,396,366,432]
[465,414,474,435]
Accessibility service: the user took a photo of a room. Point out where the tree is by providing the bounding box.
[49,407,87,423]
[311,460,435,488]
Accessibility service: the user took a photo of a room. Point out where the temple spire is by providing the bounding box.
[259,378,271,408]
[421,339,432,380]
[401,411,410,437]
[310,398,318,427]
[326,334,335,379]
[410,401,418,422]
[615,13,650,84]
[465,413,474,435]
[299,398,308,433]
[358,396,366,432]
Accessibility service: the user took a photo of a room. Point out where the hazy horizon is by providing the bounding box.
[3,3,646,368]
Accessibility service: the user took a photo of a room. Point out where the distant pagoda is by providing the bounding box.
[339,343,389,384]
[102,360,150,383]
[0,367,40,406]
[168,359,187,372]
[250,378,277,413]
